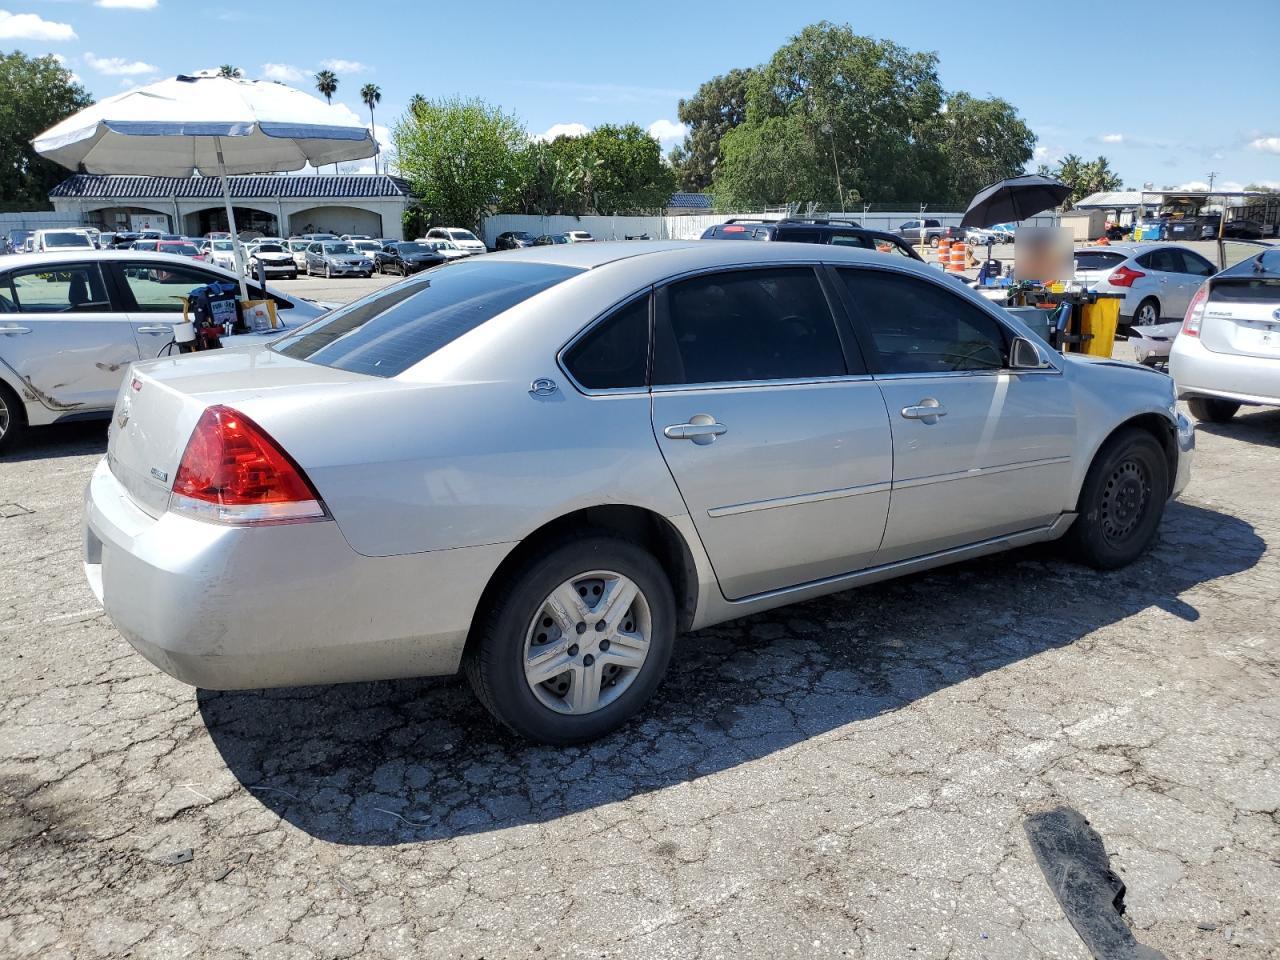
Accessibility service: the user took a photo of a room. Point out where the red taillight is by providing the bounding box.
[1181,282,1209,337]
[1108,265,1145,288]
[170,405,326,524]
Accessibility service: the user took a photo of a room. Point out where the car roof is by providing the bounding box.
[481,238,937,274]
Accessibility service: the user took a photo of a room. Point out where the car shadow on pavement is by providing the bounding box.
[1192,406,1280,448]
[5,421,108,462]
[198,500,1262,845]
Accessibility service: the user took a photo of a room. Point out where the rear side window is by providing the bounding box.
[272,260,579,377]
[563,293,650,390]
[653,268,847,385]
[772,228,823,244]
[830,232,874,249]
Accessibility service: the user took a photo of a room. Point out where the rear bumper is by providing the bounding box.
[1169,336,1280,407]
[83,458,511,690]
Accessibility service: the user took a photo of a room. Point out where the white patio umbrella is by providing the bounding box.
[32,73,376,299]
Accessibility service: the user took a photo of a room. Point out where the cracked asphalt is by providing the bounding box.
[2,394,1278,959]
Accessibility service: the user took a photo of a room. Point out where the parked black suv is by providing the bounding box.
[700,218,925,262]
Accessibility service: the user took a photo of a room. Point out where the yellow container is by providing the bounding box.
[1080,297,1120,357]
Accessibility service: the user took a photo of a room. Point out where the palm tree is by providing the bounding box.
[218,64,242,78]
[360,83,382,176]
[314,69,338,104]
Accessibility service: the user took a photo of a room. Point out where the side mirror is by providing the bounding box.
[1010,336,1051,370]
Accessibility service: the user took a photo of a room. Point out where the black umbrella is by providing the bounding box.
[960,174,1072,228]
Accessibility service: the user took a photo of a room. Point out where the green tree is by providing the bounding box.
[218,64,243,78]
[670,67,753,192]
[360,82,382,175]
[0,50,93,210]
[393,96,526,231]
[1038,153,1122,208]
[314,69,338,104]
[928,92,1036,206]
[712,22,947,208]
[587,124,677,214]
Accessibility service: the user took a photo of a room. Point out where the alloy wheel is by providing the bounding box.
[1137,301,1158,324]
[1100,458,1151,546]
[0,394,9,441]
[522,570,651,715]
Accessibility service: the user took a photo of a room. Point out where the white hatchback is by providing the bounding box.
[424,227,486,255]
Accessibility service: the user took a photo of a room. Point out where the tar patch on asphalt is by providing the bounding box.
[1024,806,1167,960]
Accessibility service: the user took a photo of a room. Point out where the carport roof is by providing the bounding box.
[50,173,412,200]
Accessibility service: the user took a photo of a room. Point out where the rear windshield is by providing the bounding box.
[42,232,93,248]
[1074,251,1126,270]
[271,260,580,377]
[160,242,199,256]
[448,229,477,241]
[1210,278,1280,302]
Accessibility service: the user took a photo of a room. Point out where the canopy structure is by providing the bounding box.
[33,73,376,298]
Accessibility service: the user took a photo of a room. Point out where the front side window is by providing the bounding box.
[2,264,111,313]
[272,260,580,378]
[653,268,847,386]
[840,268,1007,374]
[563,293,649,390]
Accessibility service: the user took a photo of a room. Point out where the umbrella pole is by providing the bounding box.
[214,137,251,302]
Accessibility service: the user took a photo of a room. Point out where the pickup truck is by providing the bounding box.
[894,218,961,247]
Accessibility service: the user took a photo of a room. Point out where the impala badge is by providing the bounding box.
[529,378,559,397]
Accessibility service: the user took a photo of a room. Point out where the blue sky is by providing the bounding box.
[6,0,1279,190]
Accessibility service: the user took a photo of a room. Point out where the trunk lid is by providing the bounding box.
[106,348,376,518]
[1198,276,1280,359]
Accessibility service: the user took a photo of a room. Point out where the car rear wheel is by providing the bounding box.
[1135,297,1160,325]
[465,535,676,745]
[0,383,28,454]
[1187,396,1240,423]
[929,236,940,248]
[324,264,332,279]
[1065,427,1168,569]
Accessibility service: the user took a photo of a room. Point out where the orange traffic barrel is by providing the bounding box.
[948,242,967,273]
[937,237,952,262]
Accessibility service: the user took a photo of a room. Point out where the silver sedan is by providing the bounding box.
[84,241,1193,744]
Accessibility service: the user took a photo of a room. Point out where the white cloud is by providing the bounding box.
[533,122,590,142]
[647,118,688,146]
[319,58,370,74]
[96,0,159,8]
[1250,136,1280,155]
[1099,133,1125,144]
[85,51,157,76]
[1033,146,1050,160]
[262,62,306,83]
[0,9,77,41]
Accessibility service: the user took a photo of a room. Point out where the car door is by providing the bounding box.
[0,260,142,412]
[1171,248,1216,312]
[649,265,894,600]
[836,266,1076,563]
[1136,248,1186,317]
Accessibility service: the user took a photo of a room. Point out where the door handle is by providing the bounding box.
[664,415,727,444]
[901,398,947,423]
[0,324,31,335]
[135,325,173,334]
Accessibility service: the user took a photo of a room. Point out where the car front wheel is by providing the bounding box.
[465,535,676,745]
[1065,427,1169,569]
[1187,396,1240,423]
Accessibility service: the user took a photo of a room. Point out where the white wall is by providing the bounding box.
[0,210,85,233]
[482,211,1060,246]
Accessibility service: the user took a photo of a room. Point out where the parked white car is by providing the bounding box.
[565,230,595,243]
[418,239,470,261]
[351,239,384,268]
[32,229,96,253]
[206,239,242,272]
[286,238,312,272]
[1074,244,1216,332]
[424,227,486,255]
[0,250,327,452]
[246,242,298,280]
[1170,244,1280,422]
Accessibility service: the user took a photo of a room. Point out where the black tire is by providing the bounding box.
[1187,396,1240,423]
[928,235,940,248]
[325,264,332,280]
[465,535,676,745]
[1134,297,1160,326]
[0,382,27,455]
[1065,427,1169,570]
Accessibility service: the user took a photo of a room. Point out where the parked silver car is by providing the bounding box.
[1169,244,1280,422]
[1074,243,1216,330]
[84,242,1193,744]
[304,240,373,278]
[0,250,326,452]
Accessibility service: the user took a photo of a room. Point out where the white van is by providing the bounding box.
[32,229,96,253]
